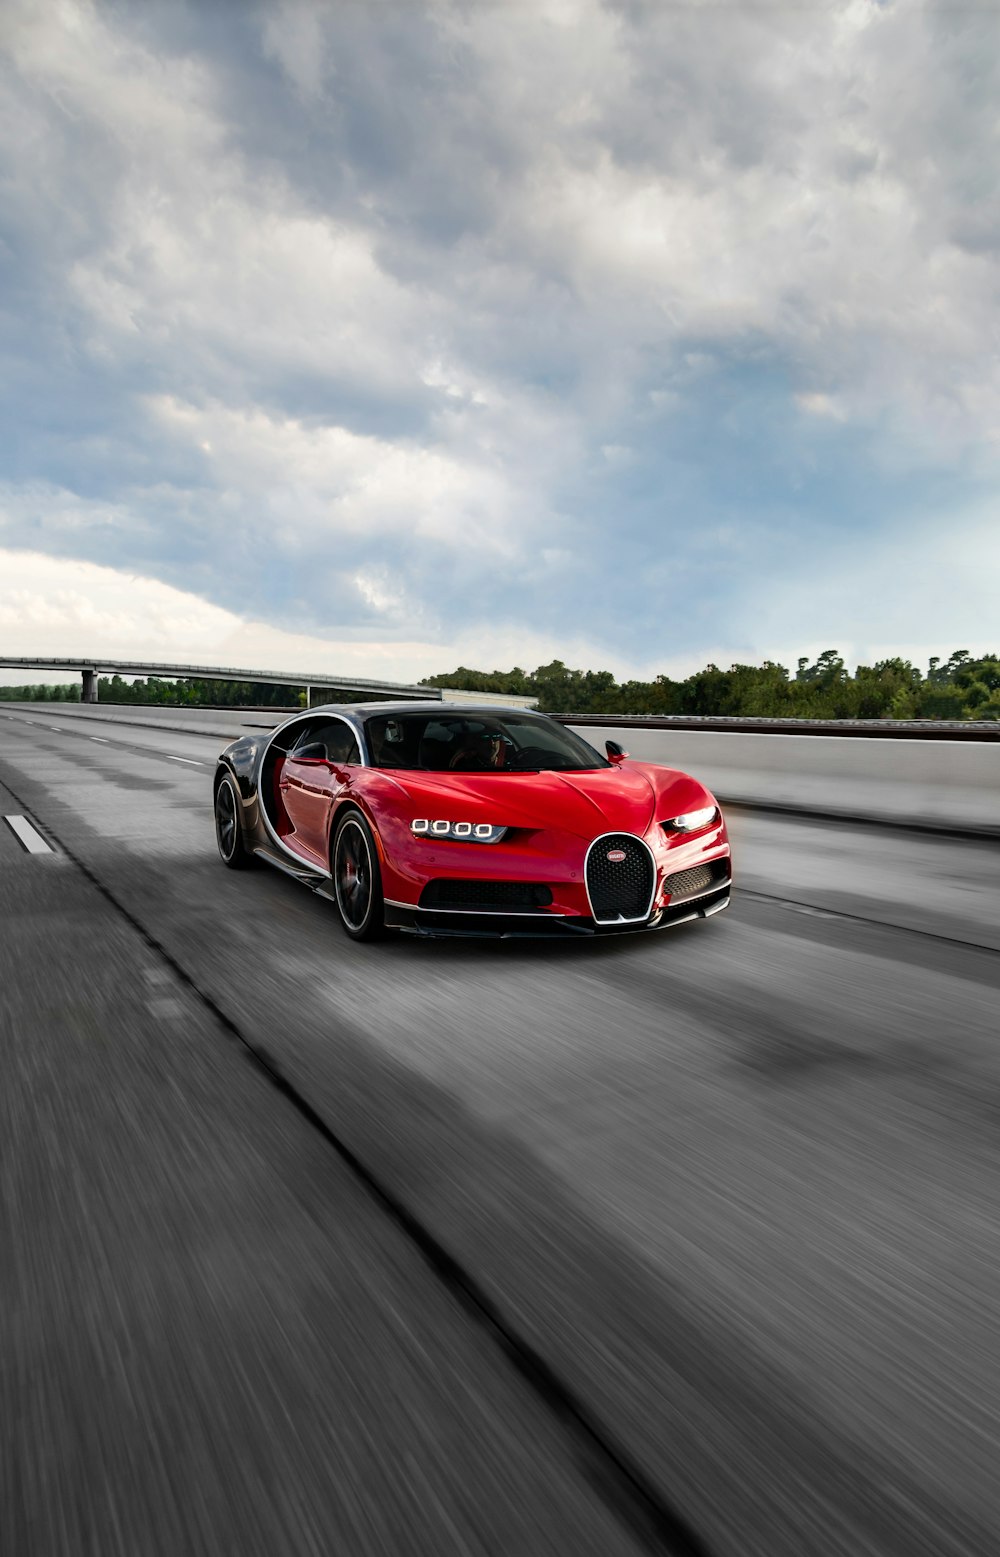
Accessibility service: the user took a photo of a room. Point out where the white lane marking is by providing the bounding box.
[141,969,184,1019]
[90,736,109,743]
[146,996,185,1020]
[166,755,204,765]
[4,815,54,854]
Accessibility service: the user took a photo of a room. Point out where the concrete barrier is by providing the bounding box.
[7,702,287,739]
[567,723,1000,834]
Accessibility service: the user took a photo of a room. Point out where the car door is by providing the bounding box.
[280,720,359,867]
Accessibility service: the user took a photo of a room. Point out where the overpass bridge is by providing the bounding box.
[0,656,442,704]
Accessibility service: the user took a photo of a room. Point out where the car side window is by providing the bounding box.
[286,721,322,755]
[322,722,360,765]
[283,719,360,764]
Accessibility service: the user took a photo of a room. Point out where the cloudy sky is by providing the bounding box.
[2,0,999,687]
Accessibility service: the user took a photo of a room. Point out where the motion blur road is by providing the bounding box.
[3,707,999,1556]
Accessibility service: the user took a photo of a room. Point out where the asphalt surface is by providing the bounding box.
[2,706,999,1556]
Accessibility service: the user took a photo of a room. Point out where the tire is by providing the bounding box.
[332,809,385,941]
[215,774,252,869]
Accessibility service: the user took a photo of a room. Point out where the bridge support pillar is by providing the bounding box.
[305,684,312,708]
[82,668,98,703]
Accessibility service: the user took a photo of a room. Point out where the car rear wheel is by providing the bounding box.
[332,810,385,941]
[215,774,251,869]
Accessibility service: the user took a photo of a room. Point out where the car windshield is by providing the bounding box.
[364,713,610,773]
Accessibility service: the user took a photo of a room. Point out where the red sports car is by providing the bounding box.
[214,701,732,940]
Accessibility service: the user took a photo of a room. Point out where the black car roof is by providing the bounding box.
[303,700,546,719]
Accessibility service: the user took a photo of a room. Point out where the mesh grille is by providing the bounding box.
[586,835,654,923]
[664,860,729,900]
[420,880,553,912]
[664,864,714,899]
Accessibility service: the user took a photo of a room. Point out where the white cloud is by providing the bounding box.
[17,0,986,449]
[71,201,425,405]
[260,0,330,101]
[353,569,410,617]
[7,0,425,407]
[0,548,241,657]
[434,0,1000,451]
[2,0,1000,672]
[796,393,847,422]
[147,394,533,555]
[1,529,995,693]
[0,547,632,686]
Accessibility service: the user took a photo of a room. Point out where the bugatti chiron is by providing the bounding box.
[213,702,732,940]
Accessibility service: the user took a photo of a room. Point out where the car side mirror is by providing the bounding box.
[293,742,328,763]
[606,740,629,763]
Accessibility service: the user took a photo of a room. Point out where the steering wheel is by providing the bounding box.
[448,751,489,771]
[509,745,550,770]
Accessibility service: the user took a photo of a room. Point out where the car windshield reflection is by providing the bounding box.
[363,713,610,773]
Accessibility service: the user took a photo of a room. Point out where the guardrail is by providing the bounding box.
[555,713,1000,741]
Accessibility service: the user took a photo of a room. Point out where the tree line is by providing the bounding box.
[0,675,303,706]
[2,650,997,719]
[0,681,84,701]
[424,650,1000,720]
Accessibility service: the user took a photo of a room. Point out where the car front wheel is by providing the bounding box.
[332,810,385,941]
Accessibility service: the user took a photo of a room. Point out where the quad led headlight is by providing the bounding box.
[410,819,507,843]
[661,806,720,835]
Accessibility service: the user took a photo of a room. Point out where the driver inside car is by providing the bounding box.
[447,729,506,771]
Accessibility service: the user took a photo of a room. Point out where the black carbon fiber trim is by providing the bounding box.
[420,879,554,912]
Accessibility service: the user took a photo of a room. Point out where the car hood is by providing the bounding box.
[376,763,712,838]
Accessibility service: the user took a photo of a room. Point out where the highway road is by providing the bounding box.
[2,706,999,1556]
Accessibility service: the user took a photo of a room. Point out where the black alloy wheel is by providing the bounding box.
[332,810,385,940]
[215,775,250,869]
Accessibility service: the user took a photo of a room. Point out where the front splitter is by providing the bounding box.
[384,889,732,940]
